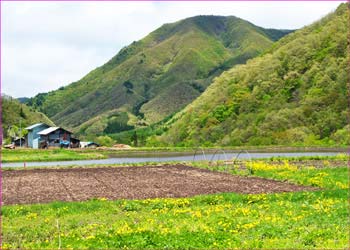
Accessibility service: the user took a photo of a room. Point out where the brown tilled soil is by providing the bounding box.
[3,164,316,205]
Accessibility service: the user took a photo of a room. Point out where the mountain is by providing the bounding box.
[27,15,292,136]
[157,4,349,147]
[2,95,55,141]
[17,97,29,104]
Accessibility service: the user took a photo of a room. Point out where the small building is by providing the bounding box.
[38,127,73,148]
[70,137,81,148]
[13,137,26,147]
[25,123,50,149]
[25,123,80,149]
[80,141,100,148]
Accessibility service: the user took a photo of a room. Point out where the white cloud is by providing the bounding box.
[1,1,343,97]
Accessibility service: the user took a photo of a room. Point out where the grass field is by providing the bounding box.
[2,159,349,249]
[1,148,106,163]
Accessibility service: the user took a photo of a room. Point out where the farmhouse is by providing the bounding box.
[25,123,50,148]
[38,127,73,148]
[25,123,80,149]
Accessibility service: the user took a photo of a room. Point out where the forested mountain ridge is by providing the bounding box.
[26,15,292,136]
[2,95,55,142]
[157,3,349,147]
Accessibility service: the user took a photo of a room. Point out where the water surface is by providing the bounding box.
[2,151,342,168]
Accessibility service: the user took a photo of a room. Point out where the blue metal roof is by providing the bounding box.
[25,123,48,130]
[37,127,60,135]
[38,127,73,135]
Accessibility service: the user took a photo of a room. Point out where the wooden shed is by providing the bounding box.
[70,137,81,148]
[13,137,26,147]
[38,127,73,148]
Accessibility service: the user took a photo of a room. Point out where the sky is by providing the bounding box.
[1,1,343,98]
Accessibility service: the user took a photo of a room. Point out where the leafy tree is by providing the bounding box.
[96,135,114,147]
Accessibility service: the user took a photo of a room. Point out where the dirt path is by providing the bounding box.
[3,164,316,205]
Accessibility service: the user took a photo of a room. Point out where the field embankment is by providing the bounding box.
[1,148,106,163]
[1,146,346,163]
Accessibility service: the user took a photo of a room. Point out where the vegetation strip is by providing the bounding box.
[1,148,106,163]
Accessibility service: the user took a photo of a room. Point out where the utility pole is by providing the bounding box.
[19,118,22,147]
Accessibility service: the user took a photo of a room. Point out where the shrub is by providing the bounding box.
[96,135,114,147]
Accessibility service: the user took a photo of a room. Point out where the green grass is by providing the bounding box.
[2,159,349,248]
[250,165,348,190]
[193,161,348,190]
[2,191,348,248]
[266,154,349,161]
[1,149,106,163]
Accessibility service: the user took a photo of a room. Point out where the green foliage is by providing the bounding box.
[7,125,28,139]
[109,125,167,147]
[1,95,55,139]
[107,112,179,146]
[26,15,289,133]
[159,4,349,147]
[96,135,114,147]
[76,110,135,137]
[122,80,134,89]
[331,125,350,145]
[26,93,49,109]
[104,113,134,134]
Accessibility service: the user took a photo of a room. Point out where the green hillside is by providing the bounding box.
[157,4,349,147]
[27,15,291,136]
[2,95,55,142]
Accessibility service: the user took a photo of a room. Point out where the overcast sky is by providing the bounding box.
[2,1,343,98]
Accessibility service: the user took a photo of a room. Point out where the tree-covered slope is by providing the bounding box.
[27,15,291,135]
[158,4,349,147]
[1,95,55,141]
